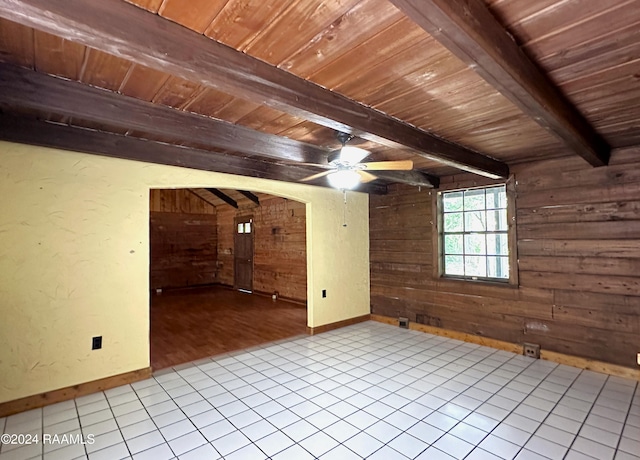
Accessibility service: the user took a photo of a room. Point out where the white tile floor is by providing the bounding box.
[1,321,639,460]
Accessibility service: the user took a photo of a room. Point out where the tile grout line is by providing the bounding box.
[600,377,638,459]
[323,327,559,459]
[560,372,612,460]
[297,326,541,458]
[5,322,639,460]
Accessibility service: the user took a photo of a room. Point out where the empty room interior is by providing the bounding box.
[148,187,308,369]
[0,1,639,460]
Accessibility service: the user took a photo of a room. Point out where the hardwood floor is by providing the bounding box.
[150,285,307,370]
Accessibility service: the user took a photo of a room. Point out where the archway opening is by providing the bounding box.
[148,188,308,370]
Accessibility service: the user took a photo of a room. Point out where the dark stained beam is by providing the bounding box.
[206,189,238,209]
[0,0,508,179]
[372,170,440,188]
[238,190,260,206]
[0,115,388,194]
[389,0,610,167]
[0,64,325,164]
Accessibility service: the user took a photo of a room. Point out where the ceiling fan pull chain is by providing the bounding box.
[343,190,348,227]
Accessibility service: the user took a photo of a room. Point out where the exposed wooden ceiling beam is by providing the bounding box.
[0,115,388,194]
[372,171,440,188]
[0,64,427,191]
[389,0,611,167]
[0,64,325,164]
[187,189,219,209]
[206,188,238,209]
[238,191,260,206]
[0,0,508,179]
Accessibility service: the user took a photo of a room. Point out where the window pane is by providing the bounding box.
[443,191,463,212]
[237,223,244,233]
[464,189,485,210]
[464,233,486,255]
[444,234,463,254]
[487,256,509,279]
[465,256,487,277]
[244,222,251,233]
[445,255,464,275]
[498,187,507,208]
[485,186,506,209]
[464,211,486,231]
[487,209,507,231]
[486,233,508,255]
[444,212,463,232]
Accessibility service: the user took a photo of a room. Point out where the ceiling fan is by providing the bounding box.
[301,132,413,190]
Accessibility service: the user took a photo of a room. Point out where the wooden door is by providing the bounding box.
[234,215,254,291]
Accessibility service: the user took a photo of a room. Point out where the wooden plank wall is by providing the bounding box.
[149,189,217,289]
[216,196,307,302]
[370,147,640,368]
[150,188,216,214]
[254,197,306,301]
[215,204,235,287]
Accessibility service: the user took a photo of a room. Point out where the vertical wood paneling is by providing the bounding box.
[149,189,216,214]
[158,0,227,33]
[370,147,640,368]
[79,49,132,91]
[215,205,236,286]
[34,30,85,80]
[182,88,236,116]
[125,0,164,13]
[149,189,218,290]
[279,0,404,78]
[152,76,203,109]
[205,0,295,51]
[216,196,307,301]
[244,0,362,66]
[2,0,637,163]
[119,64,171,101]
[0,17,34,68]
[253,197,306,301]
[149,212,218,289]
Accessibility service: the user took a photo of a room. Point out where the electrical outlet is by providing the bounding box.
[399,317,409,329]
[523,342,540,359]
[92,336,102,350]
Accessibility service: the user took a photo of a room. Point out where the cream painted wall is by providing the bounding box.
[0,141,370,403]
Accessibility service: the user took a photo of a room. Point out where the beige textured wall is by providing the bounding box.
[0,141,370,403]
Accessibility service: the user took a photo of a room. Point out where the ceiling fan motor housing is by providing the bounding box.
[327,149,343,165]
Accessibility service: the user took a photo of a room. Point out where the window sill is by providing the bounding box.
[438,275,518,289]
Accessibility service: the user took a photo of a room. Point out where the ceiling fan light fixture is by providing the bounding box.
[327,146,369,166]
[339,146,369,165]
[327,169,361,190]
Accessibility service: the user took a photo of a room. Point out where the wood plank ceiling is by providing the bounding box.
[0,0,638,192]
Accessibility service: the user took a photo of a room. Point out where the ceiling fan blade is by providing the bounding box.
[300,170,332,182]
[357,171,379,183]
[294,163,335,169]
[361,160,413,171]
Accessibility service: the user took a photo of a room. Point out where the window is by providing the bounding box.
[439,184,513,282]
[237,221,252,234]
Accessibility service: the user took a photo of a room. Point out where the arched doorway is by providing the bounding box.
[149,188,308,370]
